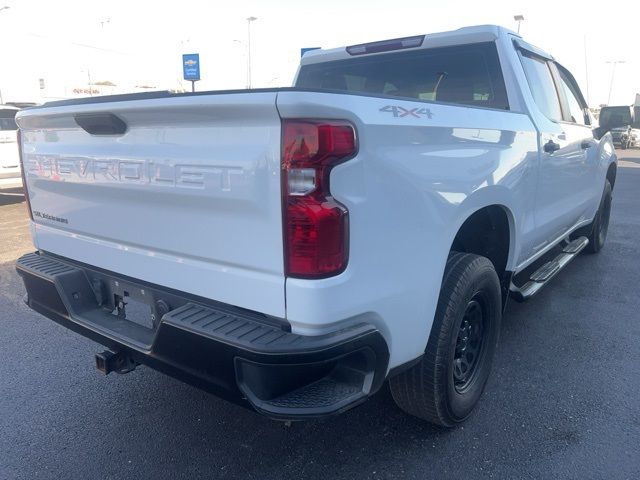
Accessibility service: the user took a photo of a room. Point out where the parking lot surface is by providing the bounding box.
[1,152,639,480]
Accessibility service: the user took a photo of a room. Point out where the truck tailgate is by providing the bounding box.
[16,92,285,317]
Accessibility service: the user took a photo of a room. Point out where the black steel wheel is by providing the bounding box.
[453,297,487,393]
[390,252,502,427]
[585,180,612,254]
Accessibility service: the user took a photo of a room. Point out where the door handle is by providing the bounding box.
[544,140,560,153]
[581,141,592,149]
[74,113,127,136]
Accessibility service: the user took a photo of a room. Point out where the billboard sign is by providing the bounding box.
[183,53,200,81]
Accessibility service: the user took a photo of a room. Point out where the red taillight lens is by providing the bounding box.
[282,120,356,278]
[17,130,34,221]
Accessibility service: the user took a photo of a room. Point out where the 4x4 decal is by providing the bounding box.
[380,105,434,119]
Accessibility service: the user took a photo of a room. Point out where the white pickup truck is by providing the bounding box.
[15,25,627,427]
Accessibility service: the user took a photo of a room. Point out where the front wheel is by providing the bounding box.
[389,252,502,427]
[584,180,613,254]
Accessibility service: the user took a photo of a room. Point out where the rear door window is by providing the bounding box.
[296,42,509,110]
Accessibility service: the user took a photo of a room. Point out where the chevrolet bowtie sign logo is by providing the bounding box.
[184,59,197,67]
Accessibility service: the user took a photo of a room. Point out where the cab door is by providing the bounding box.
[551,62,600,221]
[517,49,593,255]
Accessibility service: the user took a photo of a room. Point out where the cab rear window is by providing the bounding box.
[296,42,509,110]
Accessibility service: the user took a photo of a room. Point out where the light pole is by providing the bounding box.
[246,16,257,89]
[606,60,626,105]
[85,70,93,96]
[583,35,590,107]
[514,15,524,34]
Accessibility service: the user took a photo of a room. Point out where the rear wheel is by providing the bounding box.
[389,252,502,427]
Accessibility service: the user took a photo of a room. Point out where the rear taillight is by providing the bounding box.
[282,120,356,278]
[17,130,34,220]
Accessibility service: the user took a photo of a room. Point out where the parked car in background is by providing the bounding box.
[0,105,22,189]
[600,105,640,150]
[611,125,639,149]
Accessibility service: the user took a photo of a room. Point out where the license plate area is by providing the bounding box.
[112,292,155,330]
[108,281,162,331]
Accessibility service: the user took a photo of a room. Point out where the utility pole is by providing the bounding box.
[606,60,626,105]
[246,16,257,89]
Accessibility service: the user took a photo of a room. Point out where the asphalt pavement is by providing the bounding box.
[1,153,640,480]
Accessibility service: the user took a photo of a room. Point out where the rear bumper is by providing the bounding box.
[16,252,389,419]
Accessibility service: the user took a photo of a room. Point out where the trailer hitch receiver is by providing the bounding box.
[95,350,138,375]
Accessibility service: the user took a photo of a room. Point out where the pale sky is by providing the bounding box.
[0,0,637,107]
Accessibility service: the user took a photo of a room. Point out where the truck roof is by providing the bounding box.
[300,24,542,66]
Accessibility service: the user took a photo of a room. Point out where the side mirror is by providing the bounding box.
[593,127,607,140]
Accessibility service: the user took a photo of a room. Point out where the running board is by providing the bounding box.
[509,236,589,302]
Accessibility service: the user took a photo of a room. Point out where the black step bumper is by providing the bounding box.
[16,252,389,419]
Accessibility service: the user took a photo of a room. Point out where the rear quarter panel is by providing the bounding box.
[277,91,538,368]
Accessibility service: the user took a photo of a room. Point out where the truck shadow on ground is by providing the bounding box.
[92,372,453,478]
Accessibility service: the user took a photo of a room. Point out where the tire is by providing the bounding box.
[583,180,612,254]
[389,252,502,427]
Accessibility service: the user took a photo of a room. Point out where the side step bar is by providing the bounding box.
[509,236,589,302]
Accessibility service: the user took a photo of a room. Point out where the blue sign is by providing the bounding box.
[301,47,321,58]
[182,53,200,81]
